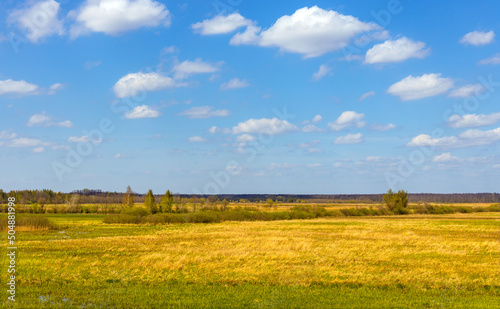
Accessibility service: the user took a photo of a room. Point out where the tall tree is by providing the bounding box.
[122,186,135,208]
[144,189,157,214]
[160,190,173,213]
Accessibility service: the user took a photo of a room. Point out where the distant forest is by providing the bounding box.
[1,189,499,205]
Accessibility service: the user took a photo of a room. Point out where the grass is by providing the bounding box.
[1,212,499,308]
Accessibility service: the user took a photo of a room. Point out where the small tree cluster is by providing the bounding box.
[383,189,408,214]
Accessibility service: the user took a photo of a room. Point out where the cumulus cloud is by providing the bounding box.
[408,127,500,148]
[220,78,249,90]
[8,0,64,43]
[359,91,375,101]
[33,147,46,153]
[447,112,500,128]
[479,54,500,65]
[0,130,17,139]
[229,25,261,45]
[371,123,396,131]
[312,64,331,81]
[327,111,365,131]
[67,136,90,143]
[433,153,460,163]
[448,84,485,98]
[232,118,297,135]
[177,106,230,119]
[387,73,454,101]
[226,6,379,58]
[459,30,494,46]
[0,138,51,148]
[172,58,221,79]
[236,134,255,142]
[0,79,39,96]
[334,133,364,144]
[302,124,322,133]
[188,136,206,142]
[365,37,430,64]
[70,0,170,38]
[191,13,253,35]
[124,105,160,119]
[312,115,322,123]
[27,111,73,127]
[113,72,181,98]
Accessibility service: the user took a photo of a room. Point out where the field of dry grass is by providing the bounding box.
[2,211,499,308]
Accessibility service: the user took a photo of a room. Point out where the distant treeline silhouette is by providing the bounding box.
[1,188,499,205]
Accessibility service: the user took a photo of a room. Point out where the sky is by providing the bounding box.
[0,0,499,194]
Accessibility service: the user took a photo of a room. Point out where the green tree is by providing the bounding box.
[122,186,135,208]
[144,189,157,214]
[160,190,173,213]
[383,189,408,214]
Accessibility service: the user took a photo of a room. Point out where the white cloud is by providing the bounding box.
[448,112,500,128]
[306,163,324,168]
[365,37,430,64]
[178,106,230,119]
[0,79,39,96]
[448,84,485,98]
[113,153,129,159]
[479,54,500,65]
[312,64,331,81]
[371,123,396,131]
[268,163,298,170]
[387,73,454,101]
[302,124,322,133]
[188,136,206,142]
[359,91,375,101]
[312,115,322,123]
[27,111,73,127]
[33,147,46,153]
[172,59,220,79]
[232,6,379,58]
[334,133,364,144]
[365,156,381,162]
[232,118,297,135]
[8,0,64,43]
[408,127,500,148]
[459,30,494,46]
[208,126,219,134]
[230,25,261,45]
[236,134,255,142]
[67,136,90,143]
[70,0,170,38]
[124,105,160,119]
[113,72,181,98]
[191,13,253,35]
[433,153,460,163]
[327,111,365,131]
[84,60,102,70]
[0,130,17,139]
[407,134,459,147]
[220,78,250,90]
[0,138,51,148]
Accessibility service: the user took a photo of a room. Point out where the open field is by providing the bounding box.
[1,211,499,308]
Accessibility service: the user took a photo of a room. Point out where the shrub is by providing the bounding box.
[102,214,141,224]
[0,216,58,230]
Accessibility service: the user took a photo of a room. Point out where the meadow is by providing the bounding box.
[1,207,499,308]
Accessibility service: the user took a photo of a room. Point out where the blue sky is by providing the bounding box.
[0,0,499,194]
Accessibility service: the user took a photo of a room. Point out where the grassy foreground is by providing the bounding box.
[1,212,499,308]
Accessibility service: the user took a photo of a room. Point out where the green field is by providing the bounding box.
[2,212,499,308]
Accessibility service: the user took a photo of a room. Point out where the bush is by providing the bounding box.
[102,214,141,224]
[121,207,150,217]
[0,216,58,230]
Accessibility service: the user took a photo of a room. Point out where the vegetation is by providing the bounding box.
[2,212,499,308]
[383,189,409,214]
